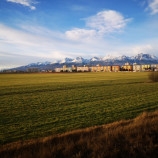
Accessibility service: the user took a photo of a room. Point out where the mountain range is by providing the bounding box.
[9,53,158,71]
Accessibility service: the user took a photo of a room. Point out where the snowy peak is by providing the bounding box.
[32,53,158,65]
[116,55,129,61]
[72,56,83,63]
[90,57,101,61]
[102,55,131,61]
[72,56,89,63]
[9,53,158,71]
[60,58,73,64]
[102,55,117,61]
[132,53,158,61]
[51,53,158,64]
[26,53,158,67]
[52,56,90,64]
[101,53,158,62]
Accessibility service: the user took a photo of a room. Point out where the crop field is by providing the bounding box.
[0,72,158,145]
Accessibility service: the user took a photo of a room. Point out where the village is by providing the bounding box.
[54,63,158,72]
[2,62,158,73]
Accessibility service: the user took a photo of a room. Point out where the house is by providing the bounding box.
[151,64,158,71]
[133,64,142,72]
[77,66,89,72]
[91,66,98,72]
[55,65,72,72]
[91,65,104,72]
[103,66,112,72]
[122,63,133,71]
[55,68,63,72]
[112,66,120,72]
[141,65,151,71]
[72,65,77,72]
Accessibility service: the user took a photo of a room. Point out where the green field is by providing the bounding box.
[0,72,158,145]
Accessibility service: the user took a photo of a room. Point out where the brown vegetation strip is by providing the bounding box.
[0,110,158,158]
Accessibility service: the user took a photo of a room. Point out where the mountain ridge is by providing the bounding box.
[51,53,158,64]
[9,53,158,71]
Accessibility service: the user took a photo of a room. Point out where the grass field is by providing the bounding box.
[0,72,158,145]
[1,110,158,158]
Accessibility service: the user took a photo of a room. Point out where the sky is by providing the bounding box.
[0,0,158,69]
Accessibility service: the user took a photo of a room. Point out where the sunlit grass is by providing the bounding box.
[0,72,158,144]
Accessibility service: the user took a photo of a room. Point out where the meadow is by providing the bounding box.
[1,110,158,158]
[0,72,158,145]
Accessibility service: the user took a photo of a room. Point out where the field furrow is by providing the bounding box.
[0,72,158,145]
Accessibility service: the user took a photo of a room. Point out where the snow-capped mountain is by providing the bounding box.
[90,57,101,61]
[116,55,130,61]
[102,55,117,61]
[9,53,158,71]
[52,57,90,64]
[101,53,158,62]
[131,53,158,61]
[60,58,74,64]
[50,53,158,65]
[72,56,90,63]
[28,61,51,66]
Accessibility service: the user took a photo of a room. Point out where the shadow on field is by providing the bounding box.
[0,110,158,158]
[148,72,158,82]
[0,81,143,96]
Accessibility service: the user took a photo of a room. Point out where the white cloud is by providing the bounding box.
[6,0,37,10]
[86,10,132,35]
[65,10,132,42]
[131,44,154,54]
[1,8,158,70]
[0,23,41,46]
[0,23,93,60]
[65,28,97,41]
[146,0,158,14]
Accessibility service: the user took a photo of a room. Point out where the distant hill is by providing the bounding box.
[10,53,158,71]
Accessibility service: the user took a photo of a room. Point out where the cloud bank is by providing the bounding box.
[86,10,131,34]
[0,9,158,69]
[147,0,158,14]
[6,0,37,10]
[66,10,131,41]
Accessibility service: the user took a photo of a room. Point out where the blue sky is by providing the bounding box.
[0,0,158,69]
